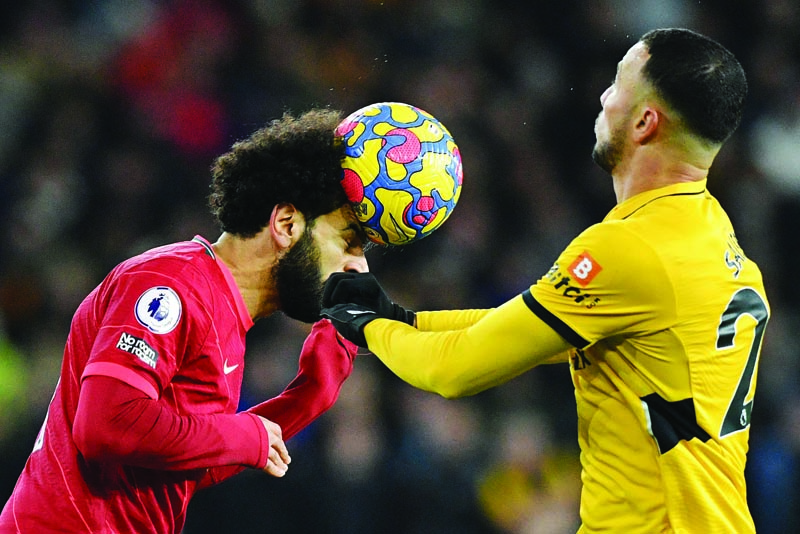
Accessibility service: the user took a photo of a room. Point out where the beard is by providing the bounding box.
[591,120,626,174]
[272,226,324,323]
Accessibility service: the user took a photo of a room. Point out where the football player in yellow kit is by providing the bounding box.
[323,28,769,533]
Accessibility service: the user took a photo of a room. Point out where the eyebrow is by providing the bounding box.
[343,222,377,252]
[345,221,369,242]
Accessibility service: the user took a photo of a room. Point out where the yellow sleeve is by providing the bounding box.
[364,294,571,398]
[416,309,493,331]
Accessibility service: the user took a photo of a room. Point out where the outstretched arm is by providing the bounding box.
[416,308,493,331]
[417,308,571,365]
[199,319,357,488]
[332,294,571,398]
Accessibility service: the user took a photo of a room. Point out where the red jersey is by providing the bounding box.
[0,236,334,533]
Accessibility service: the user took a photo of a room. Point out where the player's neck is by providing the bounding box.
[612,145,713,203]
[211,232,281,321]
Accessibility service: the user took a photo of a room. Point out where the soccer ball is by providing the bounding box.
[335,102,463,245]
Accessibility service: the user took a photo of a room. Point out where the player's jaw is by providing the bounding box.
[272,226,325,323]
[592,116,626,175]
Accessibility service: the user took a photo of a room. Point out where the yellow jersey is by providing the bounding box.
[528,180,768,533]
[364,179,769,533]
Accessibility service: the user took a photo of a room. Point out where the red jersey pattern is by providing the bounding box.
[0,236,264,533]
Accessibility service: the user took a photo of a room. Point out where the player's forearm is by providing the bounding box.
[74,376,268,471]
[416,308,493,331]
[203,321,357,488]
[249,319,356,440]
[246,366,348,442]
[365,295,571,398]
[201,359,351,489]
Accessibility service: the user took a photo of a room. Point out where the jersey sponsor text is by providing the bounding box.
[116,332,159,368]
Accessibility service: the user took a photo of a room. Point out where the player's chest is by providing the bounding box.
[170,332,246,414]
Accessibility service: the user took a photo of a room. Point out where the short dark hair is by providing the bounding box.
[208,108,349,237]
[640,28,747,144]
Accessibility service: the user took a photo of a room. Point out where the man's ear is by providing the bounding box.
[269,203,305,250]
[633,106,660,144]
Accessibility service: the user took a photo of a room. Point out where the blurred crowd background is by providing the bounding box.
[1,0,798,532]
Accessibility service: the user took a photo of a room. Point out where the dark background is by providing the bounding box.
[0,1,798,532]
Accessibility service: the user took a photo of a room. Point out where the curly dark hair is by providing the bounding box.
[640,28,747,144]
[208,108,350,237]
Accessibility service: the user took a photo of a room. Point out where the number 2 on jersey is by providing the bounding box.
[716,288,769,437]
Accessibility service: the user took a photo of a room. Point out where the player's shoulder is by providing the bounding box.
[125,238,210,267]
[572,219,657,256]
[562,220,668,286]
[108,238,217,290]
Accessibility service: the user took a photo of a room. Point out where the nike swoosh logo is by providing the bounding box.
[223,359,239,375]
[347,310,376,316]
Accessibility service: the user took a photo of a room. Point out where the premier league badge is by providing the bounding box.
[135,286,182,334]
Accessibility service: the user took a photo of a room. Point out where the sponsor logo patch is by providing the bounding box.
[568,251,602,287]
[116,332,159,368]
[135,286,182,334]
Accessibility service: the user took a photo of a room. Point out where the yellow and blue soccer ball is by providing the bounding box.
[336,102,463,246]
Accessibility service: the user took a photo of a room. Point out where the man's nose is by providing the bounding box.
[343,255,369,273]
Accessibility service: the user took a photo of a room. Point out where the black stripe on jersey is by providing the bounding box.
[622,190,705,219]
[521,289,589,348]
[642,393,712,454]
[192,237,216,259]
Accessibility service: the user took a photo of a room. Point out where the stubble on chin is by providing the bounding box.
[272,229,325,324]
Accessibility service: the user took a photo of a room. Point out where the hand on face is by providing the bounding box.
[320,272,416,347]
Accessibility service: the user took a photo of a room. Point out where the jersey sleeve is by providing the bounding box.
[199,319,358,489]
[74,375,269,471]
[246,319,357,440]
[416,308,493,331]
[527,222,677,348]
[365,295,570,398]
[81,258,213,399]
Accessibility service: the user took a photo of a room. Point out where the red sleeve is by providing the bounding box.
[249,319,357,439]
[198,319,357,488]
[85,261,213,400]
[73,375,270,471]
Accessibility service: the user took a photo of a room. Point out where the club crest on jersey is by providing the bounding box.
[135,286,182,334]
[725,233,745,279]
[568,251,602,287]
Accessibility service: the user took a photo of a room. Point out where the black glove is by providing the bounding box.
[320,302,378,347]
[322,273,415,326]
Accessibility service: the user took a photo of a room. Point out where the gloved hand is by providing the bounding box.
[322,272,415,326]
[320,302,379,347]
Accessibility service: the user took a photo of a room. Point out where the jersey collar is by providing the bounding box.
[604,179,707,221]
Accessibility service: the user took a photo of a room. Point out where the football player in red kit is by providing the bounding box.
[0,109,368,533]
